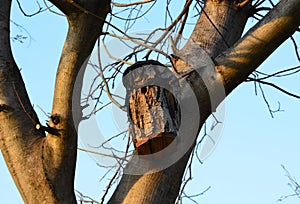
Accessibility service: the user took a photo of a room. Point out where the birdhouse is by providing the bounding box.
[122,60,180,155]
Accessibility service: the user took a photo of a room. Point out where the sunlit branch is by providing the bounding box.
[78,148,129,162]
[111,1,156,22]
[96,40,124,110]
[234,0,251,9]
[107,33,171,59]
[144,0,193,59]
[102,39,134,66]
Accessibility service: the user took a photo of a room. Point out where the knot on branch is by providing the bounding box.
[51,114,61,125]
[0,104,14,113]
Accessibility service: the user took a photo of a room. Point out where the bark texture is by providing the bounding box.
[0,0,110,203]
[123,61,180,154]
[109,0,251,203]
[109,0,300,203]
[1,0,300,203]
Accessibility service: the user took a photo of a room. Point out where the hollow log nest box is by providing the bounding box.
[122,60,181,155]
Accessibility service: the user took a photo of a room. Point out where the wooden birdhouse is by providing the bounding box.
[122,60,181,155]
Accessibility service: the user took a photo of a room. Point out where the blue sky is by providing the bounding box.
[1,0,300,203]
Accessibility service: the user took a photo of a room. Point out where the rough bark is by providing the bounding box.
[108,0,300,203]
[1,0,300,203]
[108,0,251,203]
[0,0,110,203]
[122,61,181,155]
[0,0,55,202]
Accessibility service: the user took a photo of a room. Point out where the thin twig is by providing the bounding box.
[76,190,101,204]
[100,131,132,203]
[176,148,194,204]
[43,0,65,16]
[254,65,300,80]
[78,147,129,162]
[111,1,156,22]
[257,81,274,118]
[102,39,134,66]
[144,0,193,59]
[174,2,189,46]
[290,36,300,62]
[97,39,125,110]
[278,165,300,202]
[112,0,155,7]
[107,33,171,59]
[100,165,122,204]
[66,0,139,40]
[16,0,46,17]
[247,77,300,99]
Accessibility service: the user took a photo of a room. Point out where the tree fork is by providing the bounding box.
[108,1,252,203]
[107,0,300,202]
[0,0,111,202]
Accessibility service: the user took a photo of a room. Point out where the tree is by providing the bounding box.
[0,0,299,203]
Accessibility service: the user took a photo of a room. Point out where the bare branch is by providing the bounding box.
[100,165,122,204]
[290,36,300,62]
[254,65,300,80]
[76,190,101,204]
[77,148,129,162]
[278,165,300,202]
[97,40,125,110]
[43,0,65,16]
[176,149,194,204]
[16,0,47,17]
[102,38,134,66]
[107,33,171,59]
[247,77,300,99]
[144,0,193,58]
[112,0,155,7]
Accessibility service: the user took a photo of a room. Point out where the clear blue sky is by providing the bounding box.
[1,0,300,203]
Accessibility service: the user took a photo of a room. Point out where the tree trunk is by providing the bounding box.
[1,0,300,203]
[108,0,300,203]
[0,0,110,203]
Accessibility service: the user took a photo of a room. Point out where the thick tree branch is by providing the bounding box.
[1,0,111,202]
[0,0,57,202]
[216,0,300,94]
[109,0,251,203]
[43,0,111,201]
[109,1,300,203]
[186,0,251,58]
